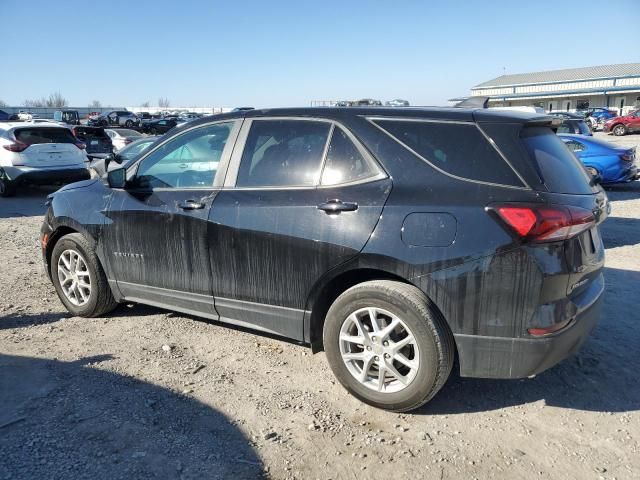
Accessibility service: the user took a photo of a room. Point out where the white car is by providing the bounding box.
[105,128,144,152]
[0,123,89,197]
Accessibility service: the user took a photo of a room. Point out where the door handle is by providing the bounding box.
[317,199,358,214]
[178,200,205,210]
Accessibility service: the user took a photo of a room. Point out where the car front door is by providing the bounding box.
[207,118,392,340]
[101,120,241,317]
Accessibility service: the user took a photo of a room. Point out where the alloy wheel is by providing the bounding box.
[57,249,92,306]
[339,307,420,393]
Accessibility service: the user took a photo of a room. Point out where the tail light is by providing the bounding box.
[75,142,86,150]
[488,203,595,242]
[3,142,29,152]
[620,149,635,162]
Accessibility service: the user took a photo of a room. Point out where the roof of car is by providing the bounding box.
[184,106,555,128]
[0,121,70,131]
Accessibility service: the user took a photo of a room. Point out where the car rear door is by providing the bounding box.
[207,118,391,340]
[101,120,241,317]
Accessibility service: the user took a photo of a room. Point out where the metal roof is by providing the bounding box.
[474,63,640,89]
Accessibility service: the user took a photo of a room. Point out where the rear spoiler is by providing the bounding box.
[454,96,490,109]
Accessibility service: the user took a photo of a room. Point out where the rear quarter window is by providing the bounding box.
[372,119,523,187]
[14,127,76,145]
[521,127,595,194]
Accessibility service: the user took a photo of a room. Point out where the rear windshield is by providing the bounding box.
[74,127,108,138]
[521,127,595,194]
[14,127,76,145]
[557,119,591,136]
[373,119,523,186]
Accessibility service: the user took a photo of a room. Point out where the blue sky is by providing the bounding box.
[0,0,638,108]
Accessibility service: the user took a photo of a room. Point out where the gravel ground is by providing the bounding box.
[1,133,639,480]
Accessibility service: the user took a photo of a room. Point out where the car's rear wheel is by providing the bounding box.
[150,127,158,135]
[125,120,133,127]
[613,124,627,136]
[51,233,118,317]
[0,177,16,197]
[323,280,454,412]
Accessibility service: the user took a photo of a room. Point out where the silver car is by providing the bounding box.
[93,110,141,128]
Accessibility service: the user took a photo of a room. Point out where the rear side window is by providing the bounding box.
[237,120,331,187]
[321,127,381,185]
[373,120,523,186]
[14,128,76,145]
[521,127,594,194]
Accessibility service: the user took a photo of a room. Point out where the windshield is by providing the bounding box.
[113,129,142,137]
[119,139,155,161]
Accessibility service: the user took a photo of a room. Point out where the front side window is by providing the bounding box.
[135,122,233,189]
[236,120,331,187]
[321,127,380,185]
[373,119,523,186]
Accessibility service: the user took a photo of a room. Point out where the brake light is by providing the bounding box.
[528,318,574,336]
[3,141,29,152]
[75,142,86,150]
[489,204,595,242]
[620,150,635,162]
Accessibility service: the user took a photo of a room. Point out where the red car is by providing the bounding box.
[604,110,640,136]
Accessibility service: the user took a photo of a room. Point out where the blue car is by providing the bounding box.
[559,134,638,184]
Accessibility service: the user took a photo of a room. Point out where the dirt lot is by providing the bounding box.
[1,133,639,480]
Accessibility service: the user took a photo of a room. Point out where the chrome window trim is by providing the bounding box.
[125,119,242,190]
[366,116,532,191]
[224,116,387,190]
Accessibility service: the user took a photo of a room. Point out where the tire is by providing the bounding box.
[125,120,133,127]
[50,233,118,317]
[323,280,454,412]
[150,128,158,135]
[613,124,627,136]
[0,177,16,197]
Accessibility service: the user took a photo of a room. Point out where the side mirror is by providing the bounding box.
[107,167,127,189]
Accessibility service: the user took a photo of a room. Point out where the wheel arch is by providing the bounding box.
[305,266,452,355]
[45,221,101,278]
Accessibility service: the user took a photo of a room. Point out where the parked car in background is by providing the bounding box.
[105,128,144,152]
[17,111,34,121]
[137,112,153,120]
[587,107,617,122]
[385,99,410,107]
[89,111,140,128]
[603,110,640,136]
[232,107,254,112]
[141,118,178,134]
[353,98,383,106]
[53,110,80,125]
[41,107,607,412]
[560,134,638,184]
[89,136,158,177]
[0,110,10,121]
[71,126,112,159]
[550,112,593,136]
[0,123,89,196]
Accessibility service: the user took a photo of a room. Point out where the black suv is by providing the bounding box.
[41,107,608,412]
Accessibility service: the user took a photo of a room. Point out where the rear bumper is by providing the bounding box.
[3,166,90,185]
[455,274,604,379]
[603,164,638,184]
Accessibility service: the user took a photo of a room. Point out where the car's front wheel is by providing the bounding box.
[323,280,454,412]
[51,233,118,317]
[125,120,133,127]
[613,124,627,136]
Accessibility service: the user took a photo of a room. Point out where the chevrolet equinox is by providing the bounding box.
[41,107,608,412]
